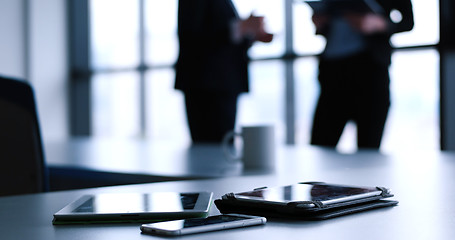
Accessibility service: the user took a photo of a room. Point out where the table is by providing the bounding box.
[2,145,455,239]
[45,138,245,190]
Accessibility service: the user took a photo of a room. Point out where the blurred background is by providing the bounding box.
[0,0,444,153]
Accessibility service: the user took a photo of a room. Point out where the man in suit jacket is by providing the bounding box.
[175,0,273,142]
[310,0,414,149]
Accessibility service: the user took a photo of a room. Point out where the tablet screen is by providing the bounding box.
[53,191,213,224]
[234,183,381,204]
[72,192,200,214]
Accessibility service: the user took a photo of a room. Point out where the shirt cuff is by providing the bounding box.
[231,20,243,44]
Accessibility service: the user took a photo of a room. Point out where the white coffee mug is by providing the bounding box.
[222,125,276,170]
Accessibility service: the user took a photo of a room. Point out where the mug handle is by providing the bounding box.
[221,130,242,162]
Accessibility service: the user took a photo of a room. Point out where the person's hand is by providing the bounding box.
[255,32,274,43]
[345,13,387,34]
[312,14,329,30]
[239,14,264,37]
[239,13,274,43]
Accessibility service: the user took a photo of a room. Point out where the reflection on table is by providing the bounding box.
[2,143,455,239]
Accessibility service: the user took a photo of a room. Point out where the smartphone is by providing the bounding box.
[140,214,266,236]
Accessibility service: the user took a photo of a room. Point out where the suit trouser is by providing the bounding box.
[310,52,390,149]
[184,91,238,143]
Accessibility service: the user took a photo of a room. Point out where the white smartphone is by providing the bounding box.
[140,214,266,236]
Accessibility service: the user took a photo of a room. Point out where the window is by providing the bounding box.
[145,0,178,66]
[232,0,286,59]
[91,0,139,69]
[391,0,439,47]
[78,0,439,151]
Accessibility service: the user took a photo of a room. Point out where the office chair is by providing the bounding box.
[0,76,49,196]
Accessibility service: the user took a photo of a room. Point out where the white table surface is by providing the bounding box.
[45,138,243,178]
[2,143,455,240]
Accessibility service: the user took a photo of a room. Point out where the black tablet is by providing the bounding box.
[52,191,213,224]
[214,182,396,219]
[303,0,384,15]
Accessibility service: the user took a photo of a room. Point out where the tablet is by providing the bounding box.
[232,182,383,208]
[52,191,213,224]
[303,0,384,15]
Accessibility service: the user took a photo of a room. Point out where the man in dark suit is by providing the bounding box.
[310,0,414,149]
[175,0,273,142]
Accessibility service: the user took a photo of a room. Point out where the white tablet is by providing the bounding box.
[52,191,213,224]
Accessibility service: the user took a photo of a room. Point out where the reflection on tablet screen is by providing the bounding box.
[73,193,199,214]
[235,183,379,203]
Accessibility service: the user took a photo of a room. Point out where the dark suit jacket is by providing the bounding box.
[175,0,251,94]
[319,0,414,66]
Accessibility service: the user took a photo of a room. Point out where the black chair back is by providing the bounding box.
[0,76,48,196]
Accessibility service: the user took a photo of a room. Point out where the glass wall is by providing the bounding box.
[87,0,440,152]
[91,0,139,69]
[232,0,286,59]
